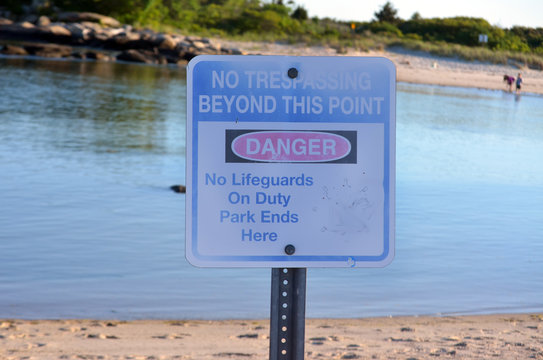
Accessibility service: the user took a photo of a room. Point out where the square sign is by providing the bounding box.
[186,55,395,268]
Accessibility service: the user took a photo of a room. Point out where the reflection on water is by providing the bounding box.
[0,58,186,155]
[0,58,542,319]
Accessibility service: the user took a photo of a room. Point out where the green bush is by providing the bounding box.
[400,17,497,46]
[494,34,531,52]
[364,22,403,37]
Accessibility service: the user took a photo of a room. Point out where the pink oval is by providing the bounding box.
[231,131,351,162]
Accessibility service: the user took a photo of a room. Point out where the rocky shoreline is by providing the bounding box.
[0,12,244,65]
[3,11,543,95]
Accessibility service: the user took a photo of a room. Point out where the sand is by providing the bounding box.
[218,40,543,95]
[1,314,542,359]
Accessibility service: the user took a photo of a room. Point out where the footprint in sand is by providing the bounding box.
[83,333,118,339]
[309,336,327,345]
[152,333,188,339]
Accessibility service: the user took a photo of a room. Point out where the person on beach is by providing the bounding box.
[516,73,523,93]
[503,74,515,92]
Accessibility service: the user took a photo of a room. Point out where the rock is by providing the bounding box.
[63,23,92,42]
[43,24,72,37]
[1,44,28,56]
[24,43,73,58]
[157,34,177,50]
[106,31,142,49]
[175,41,192,51]
[191,40,207,49]
[208,40,221,52]
[19,21,35,29]
[37,15,51,27]
[116,49,155,64]
[57,12,120,28]
[170,185,186,193]
[0,23,40,38]
[85,51,110,61]
[80,21,104,32]
[228,47,245,55]
[100,27,125,38]
[156,48,180,64]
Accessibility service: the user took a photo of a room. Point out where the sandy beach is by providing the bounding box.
[1,314,542,359]
[218,40,543,95]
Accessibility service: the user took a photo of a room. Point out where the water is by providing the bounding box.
[1,57,542,319]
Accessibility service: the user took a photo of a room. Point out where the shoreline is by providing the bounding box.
[218,39,543,96]
[2,13,543,95]
[2,313,542,359]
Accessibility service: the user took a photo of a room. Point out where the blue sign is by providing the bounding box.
[186,55,395,267]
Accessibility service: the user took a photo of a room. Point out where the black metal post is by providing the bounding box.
[269,268,307,360]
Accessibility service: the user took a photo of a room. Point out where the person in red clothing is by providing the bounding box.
[503,74,515,92]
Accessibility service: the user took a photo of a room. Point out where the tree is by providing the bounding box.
[410,12,422,21]
[374,2,401,25]
[291,5,308,20]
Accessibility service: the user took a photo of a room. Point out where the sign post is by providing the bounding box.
[186,55,396,359]
[269,268,306,360]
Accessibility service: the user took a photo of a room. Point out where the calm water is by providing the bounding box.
[1,57,542,319]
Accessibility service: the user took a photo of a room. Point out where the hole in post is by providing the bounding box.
[281,338,287,343]
[282,303,288,308]
[282,326,287,331]
[281,350,287,355]
[283,268,288,273]
[282,315,287,320]
[282,291,287,297]
[283,280,288,285]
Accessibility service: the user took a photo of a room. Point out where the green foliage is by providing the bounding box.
[41,0,543,65]
[494,33,531,52]
[135,0,170,28]
[399,17,497,46]
[509,26,543,49]
[51,0,146,18]
[365,21,403,37]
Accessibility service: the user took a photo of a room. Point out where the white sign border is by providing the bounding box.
[186,55,396,268]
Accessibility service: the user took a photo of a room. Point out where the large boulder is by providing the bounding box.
[19,21,35,29]
[105,31,142,49]
[23,43,73,58]
[1,44,28,56]
[33,23,72,43]
[42,24,72,36]
[37,16,51,27]
[62,23,92,43]
[117,49,156,64]
[0,18,13,25]
[157,34,177,50]
[57,12,120,28]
